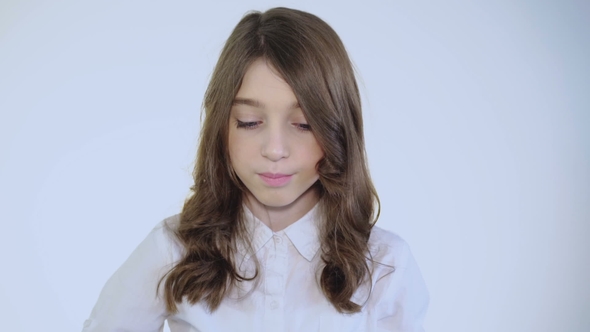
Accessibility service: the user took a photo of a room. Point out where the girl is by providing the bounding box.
[83,7,429,332]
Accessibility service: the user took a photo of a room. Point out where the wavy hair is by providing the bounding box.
[160,7,380,314]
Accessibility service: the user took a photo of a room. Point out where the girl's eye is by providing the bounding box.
[236,120,260,130]
[295,123,312,132]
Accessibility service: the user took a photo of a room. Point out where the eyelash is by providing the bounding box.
[235,120,312,132]
[296,123,312,132]
[236,120,260,130]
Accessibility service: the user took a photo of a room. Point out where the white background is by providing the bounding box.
[1,0,588,331]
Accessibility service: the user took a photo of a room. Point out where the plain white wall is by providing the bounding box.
[1,0,588,331]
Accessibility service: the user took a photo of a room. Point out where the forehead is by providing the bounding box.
[241,58,285,85]
[234,58,298,107]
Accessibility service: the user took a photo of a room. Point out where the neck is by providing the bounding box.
[244,186,319,232]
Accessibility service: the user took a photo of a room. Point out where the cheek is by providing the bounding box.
[227,129,242,166]
[306,139,324,170]
[228,131,256,166]
[311,136,324,159]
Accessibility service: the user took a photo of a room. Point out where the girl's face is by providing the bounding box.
[228,58,324,219]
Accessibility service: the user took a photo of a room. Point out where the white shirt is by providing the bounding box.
[82,206,429,331]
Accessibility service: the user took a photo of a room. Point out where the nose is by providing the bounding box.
[261,125,290,161]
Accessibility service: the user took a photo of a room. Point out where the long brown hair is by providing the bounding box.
[160,7,380,314]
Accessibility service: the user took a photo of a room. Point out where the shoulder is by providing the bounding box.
[363,226,430,328]
[351,225,429,315]
[158,213,181,235]
[367,225,412,270]
[82,215,184,330]
[146,213,184,263]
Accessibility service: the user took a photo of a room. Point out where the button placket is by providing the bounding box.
[273,235,282,244]
[262,232,288,332]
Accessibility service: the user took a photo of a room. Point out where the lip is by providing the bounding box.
[258,173,292,187]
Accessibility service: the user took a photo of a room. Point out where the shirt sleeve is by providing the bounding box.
[373,239,430,332]
[82,219,178,332]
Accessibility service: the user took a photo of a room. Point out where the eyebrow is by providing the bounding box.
[232,97,300,110]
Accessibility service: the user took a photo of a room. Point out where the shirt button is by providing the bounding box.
[273,235,282,244]
[270,301,279,309]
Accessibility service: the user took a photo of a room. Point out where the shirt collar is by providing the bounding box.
[283,204,321,261]
[240,204,321,262]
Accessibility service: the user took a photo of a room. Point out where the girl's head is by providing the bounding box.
[199,7,369,206]
[167,7,379,314]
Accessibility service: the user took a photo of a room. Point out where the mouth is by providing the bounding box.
[258,173,293,187]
